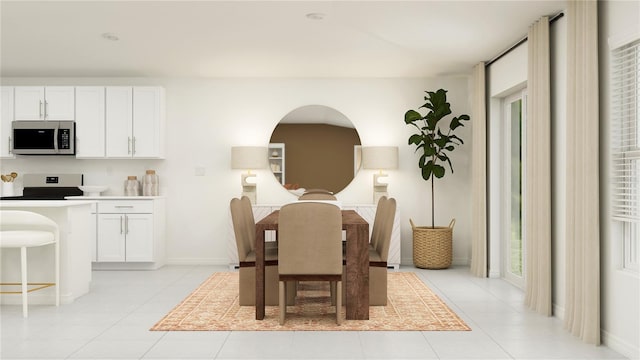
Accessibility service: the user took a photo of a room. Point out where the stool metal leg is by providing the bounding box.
[20,246,28,318]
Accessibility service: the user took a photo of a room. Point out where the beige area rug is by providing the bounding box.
[150,272,470,331]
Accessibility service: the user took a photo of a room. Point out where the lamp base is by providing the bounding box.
[373,173,388,204]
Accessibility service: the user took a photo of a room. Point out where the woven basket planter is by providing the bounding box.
[410,219,455,269]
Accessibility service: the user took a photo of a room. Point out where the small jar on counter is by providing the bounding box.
[142,170,159,196]
[124,176,141,196]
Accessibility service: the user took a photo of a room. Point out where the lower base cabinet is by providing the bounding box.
[93,198,165,269]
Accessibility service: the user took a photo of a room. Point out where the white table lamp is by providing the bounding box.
[231,146,268,203]
[362,146,399,203]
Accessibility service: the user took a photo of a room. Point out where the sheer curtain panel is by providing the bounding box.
[471,62,488,277]
[525,16,552,316]
[565,0,601,344]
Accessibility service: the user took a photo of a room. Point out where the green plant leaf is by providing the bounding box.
[408,134,423,145]
[449,134,464,145]
[432,163,445,178]
[404,110,422,124]
[445,145,455,151]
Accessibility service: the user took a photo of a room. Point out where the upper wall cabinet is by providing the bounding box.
[75,86,106,158]
[14,86,75,121]
[0,86,15,158]
[105,86,165,159]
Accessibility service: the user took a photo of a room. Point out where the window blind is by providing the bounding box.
[611,38,640,223]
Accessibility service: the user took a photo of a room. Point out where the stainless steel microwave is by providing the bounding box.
[12,121,76,155]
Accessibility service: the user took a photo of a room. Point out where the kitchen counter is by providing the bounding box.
[65,196,165,200]
[0,200,93,305]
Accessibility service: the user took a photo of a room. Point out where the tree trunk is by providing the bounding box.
[431,174,435,228]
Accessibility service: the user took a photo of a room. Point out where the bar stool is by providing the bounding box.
[0,210,60,317]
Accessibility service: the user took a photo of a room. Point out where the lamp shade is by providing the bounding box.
[231,146,268,170]
[362,146,399,170]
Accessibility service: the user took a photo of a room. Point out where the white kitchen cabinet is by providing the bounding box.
[14,86,75,120]
[75,87,105,158]
[94,198,165,268]
[0,86,14,158]
[105,86,165,159]
[105,86,133,158]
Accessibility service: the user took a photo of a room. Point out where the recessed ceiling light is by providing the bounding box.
[305,13,325,20]
[101,32,119,41]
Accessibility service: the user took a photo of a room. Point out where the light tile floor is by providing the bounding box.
[0,265,628,360]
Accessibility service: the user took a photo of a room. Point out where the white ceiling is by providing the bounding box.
[0,0,566,78]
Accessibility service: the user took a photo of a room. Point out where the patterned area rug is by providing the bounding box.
[150,272,470,331]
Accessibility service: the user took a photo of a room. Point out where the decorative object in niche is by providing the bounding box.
[404,89,470,269]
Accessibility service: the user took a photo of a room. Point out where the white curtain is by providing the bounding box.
[471,62,487,277]
[565,0,600,344]
[525,16,552,316]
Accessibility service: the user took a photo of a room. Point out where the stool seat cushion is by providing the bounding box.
[0,231,55,248]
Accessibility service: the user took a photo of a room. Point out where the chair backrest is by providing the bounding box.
[369,196,388,250]
[278,202,342,275]
[239,196,256,251]
[375,197,396,262]
[298,193,337,200]
[230,198,251,261]
[0,210,58,235]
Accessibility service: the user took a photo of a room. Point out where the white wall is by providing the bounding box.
[0,77,473,267]
[599,1,640,358]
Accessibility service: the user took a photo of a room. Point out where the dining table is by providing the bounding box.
[255,209,370,320]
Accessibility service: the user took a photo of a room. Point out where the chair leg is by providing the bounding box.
[336,280,342,325]
[279,281,286,325]
[55,241,60,307]
[20,247,28,318]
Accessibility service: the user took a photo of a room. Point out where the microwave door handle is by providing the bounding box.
[53,125,59,153]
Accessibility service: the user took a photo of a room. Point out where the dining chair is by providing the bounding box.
[230,198,282,306]
[298,193,337,200]
[0,210,60,317]
[369,197,396,305]
[277,202,343,325]
[239,196,277,251]
[369,196,388,251]
[337,197,396,306]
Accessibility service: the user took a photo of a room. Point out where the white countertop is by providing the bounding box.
[65,196,165,200]
[0,200,96,207]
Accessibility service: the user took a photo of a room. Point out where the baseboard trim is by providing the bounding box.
[166,257,228,266]
[602,329,640,359]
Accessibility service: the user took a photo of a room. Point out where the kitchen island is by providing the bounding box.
[0,200,94,305]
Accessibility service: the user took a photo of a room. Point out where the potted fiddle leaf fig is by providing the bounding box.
[404,88,469,269]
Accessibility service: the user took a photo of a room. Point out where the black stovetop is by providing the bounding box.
[0,186,83,201]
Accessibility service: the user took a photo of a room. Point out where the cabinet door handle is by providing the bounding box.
[120,215,124,234]
[39,100,43,118]
[127,137,132,154]
[8,137,12,154]
[44,101,48,119]
[125,215,129,235]
[132,137,136,156]
[115,205,134,208]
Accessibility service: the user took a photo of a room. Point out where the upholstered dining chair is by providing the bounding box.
[239,196,277,251]
[298,193,337,200]
[337,196,396,306]
[369,196,388,251]
[369,197,396,306]
[277,202,343,325]
[0,210,60,317]
[230,198,280,306]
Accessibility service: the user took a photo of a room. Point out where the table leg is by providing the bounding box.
[255,226,265,320]
[345,223,369,320]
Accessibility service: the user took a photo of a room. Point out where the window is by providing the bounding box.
[611,38,640,272]
[503,89,527,287]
